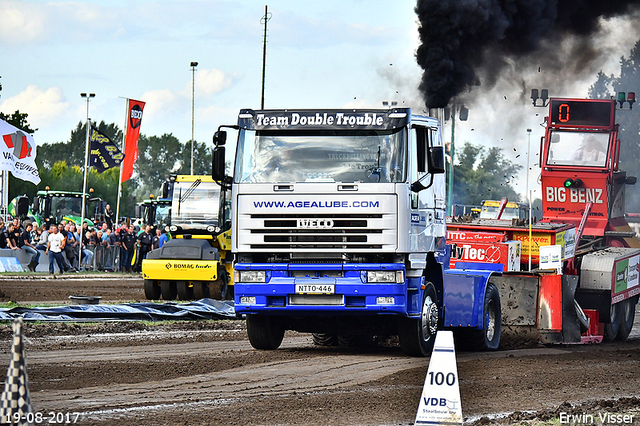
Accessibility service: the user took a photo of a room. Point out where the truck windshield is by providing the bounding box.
[171,180,220,228]
[234,128,406,183]
[547,130,610,167]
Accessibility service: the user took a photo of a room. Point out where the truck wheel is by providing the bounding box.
[468,282,501,351]
[604,302,621,341]
[160,280,177,300]
[177,281,194,301]
[246,315,284,350]
[193,281,211,299]
[398,282,439,357]
[337,333,375,348]
[144,280,161,300]
[615,298,636,341]
[312,333,338,346]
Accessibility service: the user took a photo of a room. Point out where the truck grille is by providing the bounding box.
[245,213,390,250]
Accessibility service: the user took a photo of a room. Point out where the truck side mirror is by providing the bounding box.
[161,180,169,199]
[428,146,445,174]
[135,205,141,218]
[212,146,226,182]
[213,130,227,146]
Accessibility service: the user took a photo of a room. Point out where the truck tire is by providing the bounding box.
[615,298,636,341]
[398,282,439,357]
[337,333,375,348]
[193,281,211,299]
[604,302,621,341]
[246,315,284,350]
[160,280,177,300]
[312,333,338,346]
[144,280,161,300]
[177,281,194,301]
[468,282,501,351]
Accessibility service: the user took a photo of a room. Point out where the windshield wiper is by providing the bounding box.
[177,178,202,217]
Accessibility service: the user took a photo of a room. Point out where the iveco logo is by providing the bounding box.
[297,219,334,229]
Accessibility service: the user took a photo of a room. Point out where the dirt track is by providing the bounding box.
[0,275,639,425]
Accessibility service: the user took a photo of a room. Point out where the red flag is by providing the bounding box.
[121,99,145,182]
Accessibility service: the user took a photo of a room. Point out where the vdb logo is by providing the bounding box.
[165,263,172,270]
[130,105,143,129]
[297,219,334,229]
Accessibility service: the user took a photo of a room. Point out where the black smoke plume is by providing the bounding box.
[415,0,640,108]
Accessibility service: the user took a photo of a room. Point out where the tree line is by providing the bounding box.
[1,114,212,217]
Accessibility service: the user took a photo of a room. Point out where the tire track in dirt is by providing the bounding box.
[32,351,428,413]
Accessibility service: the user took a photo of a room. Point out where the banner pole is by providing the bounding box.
[115,99,129,228]
[79,118,91,265]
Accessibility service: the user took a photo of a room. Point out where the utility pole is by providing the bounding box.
[260,5,272,109]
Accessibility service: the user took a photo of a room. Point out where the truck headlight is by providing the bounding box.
[367,270,404,283]
[238,270,266,283]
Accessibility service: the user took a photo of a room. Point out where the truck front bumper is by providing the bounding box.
[233,263,422,316]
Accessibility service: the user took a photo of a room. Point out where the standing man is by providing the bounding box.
[136,225,153,272]
[104,204,115,230]
[152,228,167,250]
[121,226,137,273]
[46,224,66,275]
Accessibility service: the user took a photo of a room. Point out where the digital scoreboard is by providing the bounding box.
[549,99,615,128]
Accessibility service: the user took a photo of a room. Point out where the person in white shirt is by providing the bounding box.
[46,224,66,274]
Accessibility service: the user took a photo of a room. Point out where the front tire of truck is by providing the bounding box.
[246,315,285,350]
[398,282,438,357]
[468,282,501,351]
[615,297,636,341]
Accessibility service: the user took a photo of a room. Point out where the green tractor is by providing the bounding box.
[19,188,108,228]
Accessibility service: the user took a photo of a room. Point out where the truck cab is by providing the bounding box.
[214,108,500,355]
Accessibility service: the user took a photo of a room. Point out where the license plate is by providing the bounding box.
[295,284,335,294]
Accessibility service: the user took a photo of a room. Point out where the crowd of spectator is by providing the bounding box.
[0,213,168,274]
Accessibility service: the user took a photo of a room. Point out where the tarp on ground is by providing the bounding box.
[0,298,236,322]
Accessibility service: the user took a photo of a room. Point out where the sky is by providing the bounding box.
[1,0,639,200]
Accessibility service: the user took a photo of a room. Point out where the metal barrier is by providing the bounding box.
[83,245,120,271]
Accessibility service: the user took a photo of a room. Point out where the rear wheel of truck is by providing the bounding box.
[604,301,622,341]
[615,298,636,341]
[468,282,501,351]
[144,279,161,300]
[246,315,284,350]
[312,333,338,346]
[177,281,194,301]
[398,282,438,357]
[160,280,177,300]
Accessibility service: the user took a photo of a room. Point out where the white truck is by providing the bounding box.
[212,108,501,356]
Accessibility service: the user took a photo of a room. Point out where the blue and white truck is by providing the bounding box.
[212,108,501,356]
